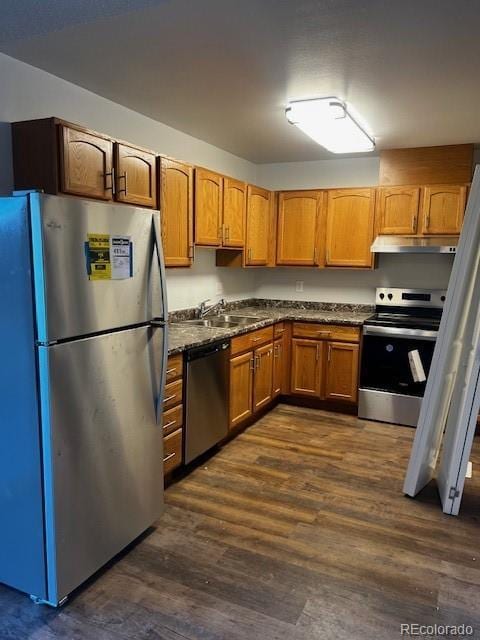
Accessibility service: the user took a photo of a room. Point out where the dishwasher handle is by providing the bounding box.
[186,341,229,362]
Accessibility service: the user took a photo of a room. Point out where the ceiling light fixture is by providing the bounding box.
[285,97,375,154]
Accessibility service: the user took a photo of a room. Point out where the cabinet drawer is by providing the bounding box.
[163,379,183,410]
[274,322,286,337]
[166,353,183,383]
[292,322,360,342]
[230,325,274,355]
[163,428,183,475]
[162,404,183,437]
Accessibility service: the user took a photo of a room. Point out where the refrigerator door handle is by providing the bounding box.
[152,214,168,425]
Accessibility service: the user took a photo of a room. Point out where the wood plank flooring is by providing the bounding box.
[1,404,479,639]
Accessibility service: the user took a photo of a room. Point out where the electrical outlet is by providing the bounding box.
[295,281,304,292]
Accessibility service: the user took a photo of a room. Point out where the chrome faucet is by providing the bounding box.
[197,298,226,319]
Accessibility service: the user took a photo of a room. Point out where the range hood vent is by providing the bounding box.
[371,235,458,254]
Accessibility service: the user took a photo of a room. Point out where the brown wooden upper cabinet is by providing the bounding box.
[377,186,420,235]
[195,170,246,248]
[159,157,194,267]
[12,118,157,208]
[195,168,223,246]
[223,178,246,247]
[245,185,273,266]
[114,142,156,208]
[61,125,114,200]
[276,191,324,266]
[325,188,376,268]
[420,184,467,235]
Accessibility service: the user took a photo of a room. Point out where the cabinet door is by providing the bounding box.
[291,339,322,397]
[245,186,271,265]
[60,125,113,200]
[324,342,359,403]
[377,186,420,235]
[272,337,285,397]
[253,343,273,412]
[229,351,253,429]
[223,178,246,247]
[115,143,156,208]
[420,185,467,235]
[325,188,376,267]
[160,158,194,267]
[195,169,223,246]
[277,191,323,265]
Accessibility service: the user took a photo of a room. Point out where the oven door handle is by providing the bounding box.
[363,325,438,341]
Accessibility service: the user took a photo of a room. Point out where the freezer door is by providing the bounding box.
[30,193,164,342]
[37,325,164,605]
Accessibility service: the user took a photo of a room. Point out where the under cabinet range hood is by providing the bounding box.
[371,235,458,254]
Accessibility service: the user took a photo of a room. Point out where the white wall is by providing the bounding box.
[256,157,380,191]
[166,249,256,311]
[255,254,454,305]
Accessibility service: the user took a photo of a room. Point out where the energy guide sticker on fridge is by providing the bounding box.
[87,233,111,280]
[110,236,132,279]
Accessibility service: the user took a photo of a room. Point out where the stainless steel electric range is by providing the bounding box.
[358,288,446,427]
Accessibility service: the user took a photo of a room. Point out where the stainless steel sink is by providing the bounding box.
[216,315,261,325]
[175,314,261,329]
[178,319,241,328]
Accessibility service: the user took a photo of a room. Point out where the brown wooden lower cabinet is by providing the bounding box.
[324,341,359,403]
[290,323,360,403]
[163,353,184,476]
[253,343,274,411]
[163,428,183,475]
[229,351,254,429]
[291,338,323,397]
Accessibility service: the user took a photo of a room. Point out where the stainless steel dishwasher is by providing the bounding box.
[184,340,229,464]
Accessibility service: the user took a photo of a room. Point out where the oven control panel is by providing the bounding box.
[375,288,446,309]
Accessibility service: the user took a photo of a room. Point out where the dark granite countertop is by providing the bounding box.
[167,305,373,355]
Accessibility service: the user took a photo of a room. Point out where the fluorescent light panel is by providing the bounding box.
[286,97,375,153]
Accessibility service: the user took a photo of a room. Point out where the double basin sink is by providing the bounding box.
[177,314,261,329]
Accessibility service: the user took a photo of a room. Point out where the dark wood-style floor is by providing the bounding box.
[1,405,480,639]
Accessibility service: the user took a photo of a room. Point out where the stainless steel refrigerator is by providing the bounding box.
[0,192,168,606]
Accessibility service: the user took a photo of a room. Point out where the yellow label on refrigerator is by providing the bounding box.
[87,233,111,280]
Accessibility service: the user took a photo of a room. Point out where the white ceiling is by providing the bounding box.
[1,0,480,163]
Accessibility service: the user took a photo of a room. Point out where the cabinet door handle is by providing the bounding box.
[163,419,177,430]
[313,247,318,263]
[252,336,262,342]
[163,394,177,403]
[274,344,279,358]
[225,226,230,241]
[248,248,252,263]
[316,331,331,337]
[188,245,195,259]
[163,452,176,463]
[118,171,128,195]
[316,344,320,361]
[250,357,255,371]
[328,344,331,362]
[166,368,177,375]
[104,166,115,195]
[255,355,261,370]
[425,210,430,230]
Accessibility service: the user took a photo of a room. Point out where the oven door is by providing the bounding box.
[360,326,437,396]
